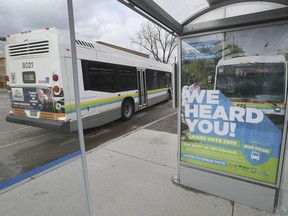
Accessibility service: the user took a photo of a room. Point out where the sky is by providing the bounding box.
[1,1,285,53]
[0,0,147,51]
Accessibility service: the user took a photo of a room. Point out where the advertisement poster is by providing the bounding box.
[11,87,54,112]
[182,40,221,60]
[181,90,282,184]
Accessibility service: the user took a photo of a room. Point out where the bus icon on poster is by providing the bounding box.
[251,151,260,161]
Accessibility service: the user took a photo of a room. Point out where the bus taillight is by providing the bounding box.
[4,75,9,81]
[53,74,59,82]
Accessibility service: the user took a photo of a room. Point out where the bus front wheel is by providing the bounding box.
[122,99,134,120]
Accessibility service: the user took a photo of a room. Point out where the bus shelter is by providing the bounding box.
[118,0,288,213]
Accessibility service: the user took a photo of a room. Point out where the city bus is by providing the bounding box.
[5,28,172,131]
[214,55,287,128]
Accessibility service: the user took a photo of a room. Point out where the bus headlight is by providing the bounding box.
[52,73,59,81]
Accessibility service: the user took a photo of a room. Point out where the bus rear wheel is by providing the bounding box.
[122,99,134,120]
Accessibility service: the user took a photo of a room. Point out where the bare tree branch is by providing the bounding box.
[131,21,177,64]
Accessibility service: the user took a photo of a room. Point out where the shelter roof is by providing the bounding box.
[118,0,288,35]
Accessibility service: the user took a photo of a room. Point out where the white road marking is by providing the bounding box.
[0,126,32,135]
[135,112,148,118]
[0,131,57,149]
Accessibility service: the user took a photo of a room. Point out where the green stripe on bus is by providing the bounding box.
[65,89,168,114]
[65,93,139,114]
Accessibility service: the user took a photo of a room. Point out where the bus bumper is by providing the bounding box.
[6,114,70,131]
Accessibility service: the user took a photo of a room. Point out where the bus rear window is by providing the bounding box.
[23,71,36,84]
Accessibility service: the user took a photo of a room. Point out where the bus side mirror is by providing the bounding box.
[208,75,214,84]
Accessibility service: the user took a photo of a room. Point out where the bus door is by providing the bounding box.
[137,69,147,108]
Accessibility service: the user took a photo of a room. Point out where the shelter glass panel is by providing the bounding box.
[180,23,288,186]
[0,1,89,215]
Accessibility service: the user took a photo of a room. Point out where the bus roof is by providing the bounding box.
[96,41,149,59]
[217,55,286,66]
[6,27,172,72]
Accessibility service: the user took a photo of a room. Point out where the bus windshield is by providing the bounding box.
[216,63,285,103]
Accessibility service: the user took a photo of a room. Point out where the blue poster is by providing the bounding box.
[181,90,282,184]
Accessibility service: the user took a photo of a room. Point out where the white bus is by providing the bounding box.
[5,28,172,131]
[214,55,287,128]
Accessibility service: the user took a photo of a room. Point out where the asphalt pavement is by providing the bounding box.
[0,88,8,93]
[0,114,278,216]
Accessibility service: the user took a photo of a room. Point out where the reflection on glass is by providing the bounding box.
[182,24,288,129]
[215,56,286,129]
[216,60,285,102]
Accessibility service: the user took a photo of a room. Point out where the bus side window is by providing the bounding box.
[82,60,116,92]
[146,70,159,90]
[118,66,137,91]
[159,72,166,88]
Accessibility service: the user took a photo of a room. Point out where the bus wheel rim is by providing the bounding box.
[124,104,131,116]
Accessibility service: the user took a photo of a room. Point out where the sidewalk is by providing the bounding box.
[0,128,276,216]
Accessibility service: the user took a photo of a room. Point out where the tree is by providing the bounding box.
[132,21,177,64]
[182,59,218,90]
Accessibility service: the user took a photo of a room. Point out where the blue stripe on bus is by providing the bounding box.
[0,150,81,190]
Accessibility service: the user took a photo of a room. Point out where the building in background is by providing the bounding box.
[0,52,6,88]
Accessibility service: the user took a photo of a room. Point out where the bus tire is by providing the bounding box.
[122,99,134,120]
